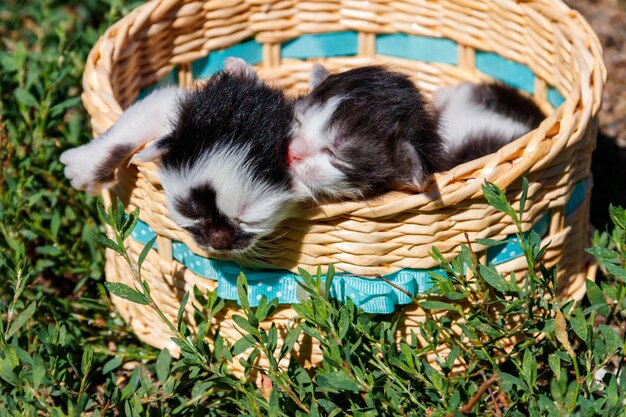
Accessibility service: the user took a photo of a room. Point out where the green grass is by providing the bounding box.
[1,1,626,415]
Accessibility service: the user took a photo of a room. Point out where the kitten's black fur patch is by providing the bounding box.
[160,71,294,250]
[448,132,509,167]
[447,83,545,167]
[300,66,447,197]
[94,144,135,182]
[159,72,293,188]
[473,83,545,130]
[174,184,220,220]
[175,184,249,250]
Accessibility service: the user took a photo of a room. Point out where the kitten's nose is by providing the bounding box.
[287,136,309,165]
[207,226,235,250]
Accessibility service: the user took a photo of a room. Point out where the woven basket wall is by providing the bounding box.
[83,0,605,375]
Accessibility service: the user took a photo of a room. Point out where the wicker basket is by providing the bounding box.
[83,0,605,375]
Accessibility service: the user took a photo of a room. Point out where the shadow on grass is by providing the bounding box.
[591,133,626,229]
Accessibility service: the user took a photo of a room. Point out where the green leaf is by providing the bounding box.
[522,349,537,388]
[232,335,255,356]
[593,338,607,364]
[555,350,572,363]
[430,246,446,265]
[36,245,61,256]
[548,353,561,376]
[607,375,619,406]
[31,354,46,389]
[585,280,609,316]
[325,264,335,298]
[299,323,323,341]
[609,204,626,230]
[0,364,19,387]
[569,314,588,342]
[599,324,620,354]
[102,356,123,374]
[94,234,123,255]
[97,200,112,226]
[81,346,94,376]
[309,402,320,417]
[604,263,626,282]
[279,326,302,360]
[113,198,125,230]
[338,307,350,340]
[528,230,542,258]
[585,247,620,260]
[519,177,529,219]
[419,301,458,312]
[479,264,509,292]
[423,361,443,390]
[122,210,140,240]
[267,323,278,354]
[15,87,39,108]
[297,268,317,295]
[269,387,280,416]
[156,349,171,383]
[50,97,81,116]
[7,302,36,339]
[476,238,510,247]
[254,295,276,323]
[317,372,361,392]
[445,346,460,370]
[50,211,61,238]
[482,181,516,221]
[138,236,156,271]
[176,292,190,331]
[104,282,149,305]
[444,291,467,301]
[236,273,250,311]
[232,314,257,335]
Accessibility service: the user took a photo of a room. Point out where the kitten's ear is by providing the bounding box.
[223,57,259,82]
[310,64,330,89]
[132,135,174,163]
[398,142,430,192]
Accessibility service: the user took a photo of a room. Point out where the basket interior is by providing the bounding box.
[133,32,566,111]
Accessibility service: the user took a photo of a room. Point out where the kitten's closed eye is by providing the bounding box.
[321,146,334,156]
[322,146,347,164]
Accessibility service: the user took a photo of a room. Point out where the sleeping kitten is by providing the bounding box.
[433,82,545,167]
[62,58,296,252]
[288,64,447,200]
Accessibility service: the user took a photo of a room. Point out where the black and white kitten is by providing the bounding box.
[288,66,545,201]
[61,58,296,253]
[433,82,545,167]
[288,64,447,200]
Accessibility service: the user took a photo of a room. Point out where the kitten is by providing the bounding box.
[433,82,545,167]
[288,64,447,200]
[62,58,296,253]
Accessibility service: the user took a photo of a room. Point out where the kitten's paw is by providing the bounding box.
[60,143,120,195]
[223,57,259,81]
